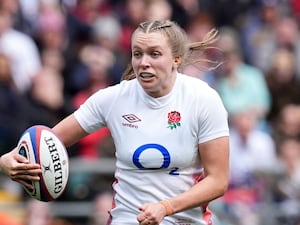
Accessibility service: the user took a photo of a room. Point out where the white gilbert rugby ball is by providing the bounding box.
[17,125,69,202]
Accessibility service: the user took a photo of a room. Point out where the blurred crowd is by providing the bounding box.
[0,0,300,225]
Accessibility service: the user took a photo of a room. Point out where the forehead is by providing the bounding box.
[132,31,170,49]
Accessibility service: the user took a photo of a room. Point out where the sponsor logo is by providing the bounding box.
[44,136,64,194]
[122,114,141,123]
[122,114,140,128]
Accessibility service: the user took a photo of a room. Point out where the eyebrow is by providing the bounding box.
[132,45,162,50]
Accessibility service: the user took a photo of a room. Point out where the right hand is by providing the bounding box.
[137,202,167,225]
[0,148,41,190]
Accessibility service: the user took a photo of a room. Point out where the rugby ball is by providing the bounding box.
[17,125,69,202]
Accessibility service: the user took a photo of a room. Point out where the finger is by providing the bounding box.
[12,173,40,181]
[141,219,151,225]
[10,166,41,179]
[137,213,148,223]
[16,179,35,190]
[137,214,144,223]
[10,167,41,178]
[16,163,41,171]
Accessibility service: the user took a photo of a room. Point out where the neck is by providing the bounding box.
[147,71,177,98]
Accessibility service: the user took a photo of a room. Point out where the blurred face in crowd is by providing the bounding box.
[146,0,172,21]
[0,10,12,35]
[279,139,300,173]
[131,31,178,98]
[230,109,258,142]
[126,0,146,25]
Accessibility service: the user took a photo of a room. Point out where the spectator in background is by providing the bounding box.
[0,8,41,93]
[168,0,189,29]
[215,26,271,127]
[17,0,40,31]
[92,14,121,53]
[248,14,300,78]
[214,107,277,225]
[21,44,74,129]
[272,138,300,224]
[72,45,115,159]
[265,47,300,126]
[174,0,200,18]
[185,12,216,44]
[23,69,68,127]
[41,48,65,75]
[228,108,277,185]
[239,0,282,65]
[64,44,115,200]
[91,14,127,84]
[68,0,111,26]
[0,0,32,35]
[145,0,172,22]
[34,0,67,53]
[63,1,119,95]
[62,1,94,96]
[71,44,116,98]
[117,0,147,55]
[33,0,79,98]
[0,52,28,152]
[203,0,256,28]
[273,16,300,78]
[272,104,300,144]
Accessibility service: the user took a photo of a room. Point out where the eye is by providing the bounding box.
[133,51,142,58]
[151,51,161,58]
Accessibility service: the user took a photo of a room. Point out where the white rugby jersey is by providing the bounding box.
[74,72,229,225]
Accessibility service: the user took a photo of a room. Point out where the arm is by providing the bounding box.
[52,113,89,147]
[168,136,230,212]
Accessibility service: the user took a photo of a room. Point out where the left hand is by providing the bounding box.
[137,202,167,225]
[0,148,41,190]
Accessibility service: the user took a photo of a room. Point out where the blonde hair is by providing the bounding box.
[122,20,220,80]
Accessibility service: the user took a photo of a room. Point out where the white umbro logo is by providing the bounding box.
[122,114,141,123]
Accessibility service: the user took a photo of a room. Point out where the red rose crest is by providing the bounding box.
[167,111,181,130]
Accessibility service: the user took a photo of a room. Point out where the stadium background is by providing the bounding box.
[0,0,300,225]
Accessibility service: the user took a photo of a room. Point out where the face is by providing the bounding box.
[131,31,178,98]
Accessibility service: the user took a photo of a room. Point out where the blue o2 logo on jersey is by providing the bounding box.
[132,144,170,169]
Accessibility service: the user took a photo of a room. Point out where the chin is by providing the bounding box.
[138,79,156,89]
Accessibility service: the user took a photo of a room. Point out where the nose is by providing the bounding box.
[140,55,150,68]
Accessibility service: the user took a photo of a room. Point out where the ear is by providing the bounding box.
[174,56,182,67]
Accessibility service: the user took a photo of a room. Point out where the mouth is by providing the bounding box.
[139,72,155,79]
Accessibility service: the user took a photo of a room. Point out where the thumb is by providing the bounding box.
[13,153,30,163]
[11,147,30,163]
